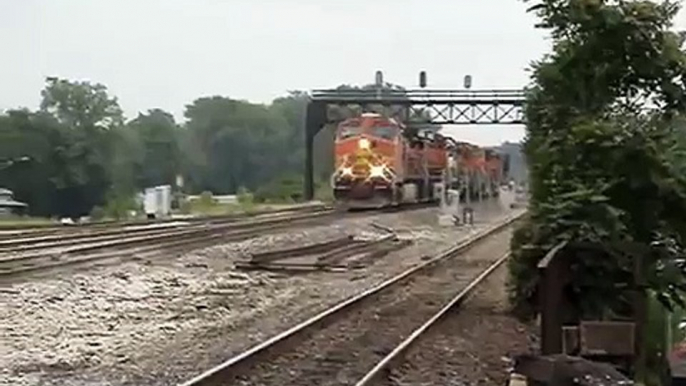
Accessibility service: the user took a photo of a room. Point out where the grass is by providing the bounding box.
[0,215,56,228]
[181,199,297,217]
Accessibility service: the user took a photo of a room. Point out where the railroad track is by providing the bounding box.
[234,234,412,272]
[0,209,338,281]
[0,203,331,241]
[0,206,333,253]
[0,202,440,281]
[178,210,524,386]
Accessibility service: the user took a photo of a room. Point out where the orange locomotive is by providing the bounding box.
[451,142,504,200]
[331,113,506,209]
[331,113,449,209]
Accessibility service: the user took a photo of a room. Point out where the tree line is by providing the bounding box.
[0,79,449,219]
[0,78,335,218]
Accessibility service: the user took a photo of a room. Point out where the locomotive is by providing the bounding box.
[451,141,506,202]
[331,113,505,209]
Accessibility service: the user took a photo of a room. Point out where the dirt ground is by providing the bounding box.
[389,261,539,386]
[1,198,518,386]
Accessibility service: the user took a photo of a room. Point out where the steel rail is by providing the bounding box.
[354,251,512,386]
[0,202,330,233]
[1,201,437,256]
[0,203,442,281]
[0,210,340,280]
[0,209,336,259]
[177,209,525,386]
[1,201,433,249]
[0,206,332,249]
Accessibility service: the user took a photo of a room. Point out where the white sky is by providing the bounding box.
[3,0,686,146]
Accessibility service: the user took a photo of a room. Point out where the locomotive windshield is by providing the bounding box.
[338,122,362,140]
[368,126,397,140]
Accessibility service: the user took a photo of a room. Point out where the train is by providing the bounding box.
[331,113,506,209]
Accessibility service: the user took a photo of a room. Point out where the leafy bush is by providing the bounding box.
[198,191,215,206]
[236,186,254,205]
[89,206,106,221]
[510,0,686,320]
[103,193,138,220]
[254,174,304,203]
[178,198,192,214]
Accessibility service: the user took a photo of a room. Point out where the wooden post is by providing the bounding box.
[634,250,647,384]
[538,241,572,355]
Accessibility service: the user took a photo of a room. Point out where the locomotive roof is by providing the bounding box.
[339,115,494,151]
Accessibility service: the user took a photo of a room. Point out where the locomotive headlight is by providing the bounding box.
[358,138,371,150]
[369,164,385,178]
[341,166,353,176]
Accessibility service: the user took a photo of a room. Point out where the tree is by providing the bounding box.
[0,78,129,217]
[182,96,291,194]
[510,0,686,318]
[508,4,686,381]
[39,78,127,216]
[41,77,124,130]
[0,110,64,216]
[127,109,181,188]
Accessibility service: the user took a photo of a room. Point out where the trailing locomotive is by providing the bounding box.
[331,113,505,209]
[450,142,505,202]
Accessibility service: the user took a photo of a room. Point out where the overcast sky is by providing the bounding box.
[4,1,686,145]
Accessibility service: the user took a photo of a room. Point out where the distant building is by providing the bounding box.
[0,188,28,216]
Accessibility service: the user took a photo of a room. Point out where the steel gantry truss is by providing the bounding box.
[303,88,526,200]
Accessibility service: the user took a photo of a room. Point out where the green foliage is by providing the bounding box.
[510,0,686,321]
[3,77,412,219]
[128,109,181,188]
[645,291,672,386]
[0,80,318,218]
[254,174,304,203]
[181,94,305,195]
[0,77,125,217]
[314,179,335,203]
[103,192,138,220]
[178,199,192,215]
[236,186,254,204]
[198,191,216,206]
[186,191,222,215]
[89,206,106,221]
[41,77,124,130]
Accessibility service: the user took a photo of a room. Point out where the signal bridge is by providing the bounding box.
[303,87,526,200]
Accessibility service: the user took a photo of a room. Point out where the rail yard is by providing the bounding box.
[0,205,338,281]
[1,197,526,386]
[5,0,685,384]
[2,82,531,386]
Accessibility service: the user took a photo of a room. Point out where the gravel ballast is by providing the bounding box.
[2,197,517,386]
[387,260,539,386]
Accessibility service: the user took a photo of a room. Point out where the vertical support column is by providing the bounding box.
[304,101,327,201]
[304,131,315,201]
